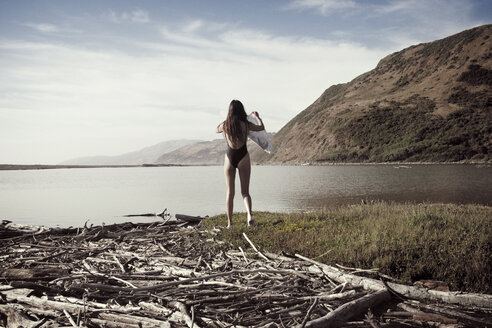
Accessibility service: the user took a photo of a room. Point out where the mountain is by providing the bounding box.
[60,139,201,165]
[259,25,492,163]
[155,135,275,165]
[155,139,226,165]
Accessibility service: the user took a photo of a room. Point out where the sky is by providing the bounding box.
[0,0,490,164]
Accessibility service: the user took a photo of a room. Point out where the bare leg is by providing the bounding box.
[224,155,236,228]
[237,153,253,225]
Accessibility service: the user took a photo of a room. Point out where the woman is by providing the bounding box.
[216,100,265,228]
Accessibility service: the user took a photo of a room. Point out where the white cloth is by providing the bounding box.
[247,114,273,154]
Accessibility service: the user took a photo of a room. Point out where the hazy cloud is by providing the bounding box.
[108,9,150,23]
[374,0,481,46]
[131,9,150,23]
[375,0,418,13]
[286,0,356,14]
[23,23,59,33]
[183,19,204,33]
[372,0,473,20]
[181,19,229,34]
[286,0,482,50]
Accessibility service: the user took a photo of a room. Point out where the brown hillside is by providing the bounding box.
[261,24,492,163]
[155,138,269,165]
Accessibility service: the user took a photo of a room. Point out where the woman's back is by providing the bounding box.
[225,120,248,149]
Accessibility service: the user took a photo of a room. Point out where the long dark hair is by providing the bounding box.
[224,100,248,145]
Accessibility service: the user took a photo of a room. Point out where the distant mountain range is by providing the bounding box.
[155,134,275,165]
[59,139,200,165]
[61,135,274,166]
[256,24,492,163]
[154,139,226,165]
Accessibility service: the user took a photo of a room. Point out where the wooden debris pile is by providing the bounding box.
[0,218,491,328]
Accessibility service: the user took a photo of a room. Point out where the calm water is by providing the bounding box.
[0,165,491,227]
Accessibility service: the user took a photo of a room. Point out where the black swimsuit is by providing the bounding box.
[226,143,248,168]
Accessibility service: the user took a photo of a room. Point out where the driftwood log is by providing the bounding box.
[175,214,207,223]
[124,209,169,218]
[300,290,392,328]
[296,254,492,308]
[0,218,490,328]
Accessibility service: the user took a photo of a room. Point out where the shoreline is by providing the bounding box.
[0,163,195,171]
[1,161,490,171]
[264,161,492,166]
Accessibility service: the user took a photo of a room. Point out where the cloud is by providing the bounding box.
[181,19,228,34]
[372,0,472,21]
[21,23,82,36]
[286,0,356,15]
[23,23,59,33]
[373,0,481,45]
[286,0,472,20]
[375,0,418,13]
[131,9,150,23]
[108,9,150,23]
[285,0,483,50]
[182,20,203,33]
[0,22,386,163]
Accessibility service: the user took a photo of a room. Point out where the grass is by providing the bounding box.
[201,202,492,293]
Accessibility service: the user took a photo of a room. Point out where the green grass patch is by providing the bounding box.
[201,202,491,293]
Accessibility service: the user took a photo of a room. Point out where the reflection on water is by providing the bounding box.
[0,164,490,227]
[268,165,492,209]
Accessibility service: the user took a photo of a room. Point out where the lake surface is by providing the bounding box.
[0,164,491,227]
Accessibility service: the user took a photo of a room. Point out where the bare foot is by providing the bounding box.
[247,214,254,227]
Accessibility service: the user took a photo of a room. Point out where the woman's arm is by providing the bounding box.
[216,121,224,133]
[248,111,264,131]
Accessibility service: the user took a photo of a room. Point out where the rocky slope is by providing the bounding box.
[259,24,492,163]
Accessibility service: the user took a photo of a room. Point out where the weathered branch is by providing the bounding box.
[299,290,391,328]
[295,253,492,308]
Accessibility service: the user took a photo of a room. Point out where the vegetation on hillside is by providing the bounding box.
[202,202,492,293]
[379,26,487,76]
[320,91,491,162]
[457,63,492,86]
[285,83,348,127]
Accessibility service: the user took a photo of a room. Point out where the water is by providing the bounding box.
[0,164,490,227]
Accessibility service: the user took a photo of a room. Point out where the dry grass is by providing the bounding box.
[202,202,491,293]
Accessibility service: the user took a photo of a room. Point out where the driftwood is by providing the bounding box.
[0,304,43,328]
[397,303,459,324]
[175,214,207,223]
[399,301,492,326]
[124,208,169,218]
[1,267,70,280]
[300,289,391,328]
[0,218,490,328]
[243,232,271,262]
[295,253,492,308]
